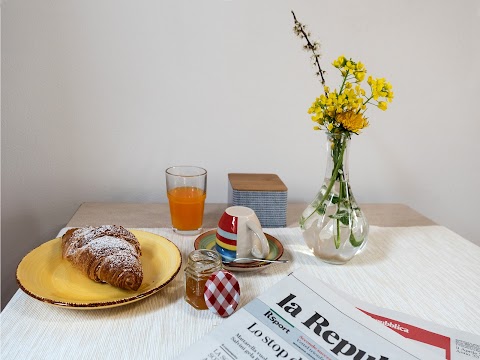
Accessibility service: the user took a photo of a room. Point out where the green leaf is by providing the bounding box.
[331,195,340,204]
[349,232,365,247]
[299,216,306,228]
[329,210,346,219]
[329,210,350,226]
[315,203,326,215]
[339,215,350,226]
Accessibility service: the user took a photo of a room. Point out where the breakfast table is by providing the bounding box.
[1,203,479,359]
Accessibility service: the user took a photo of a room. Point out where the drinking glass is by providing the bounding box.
[165,166,207,235]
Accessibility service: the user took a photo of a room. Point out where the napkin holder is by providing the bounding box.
[228,173,288,228]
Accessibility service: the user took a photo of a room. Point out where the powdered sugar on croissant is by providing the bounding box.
[62,225,143,291]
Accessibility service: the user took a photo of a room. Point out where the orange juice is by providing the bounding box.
[167,187,206,231]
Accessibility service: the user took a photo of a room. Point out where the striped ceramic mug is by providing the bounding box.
[216,206,270,262]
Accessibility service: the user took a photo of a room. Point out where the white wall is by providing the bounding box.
[2,0,479,308]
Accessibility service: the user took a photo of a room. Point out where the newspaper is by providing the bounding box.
[329,283,480,360]
[177,268,452,360]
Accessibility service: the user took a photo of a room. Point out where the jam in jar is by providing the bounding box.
[184,249,222,309]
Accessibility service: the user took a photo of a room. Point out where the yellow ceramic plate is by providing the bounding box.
[16,230,181,309]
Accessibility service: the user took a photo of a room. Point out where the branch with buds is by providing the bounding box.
[291,10,326,86]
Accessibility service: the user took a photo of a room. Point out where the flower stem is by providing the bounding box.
[301,135,348,226]
[362,95,373,106]
[335,177,345,249]
[335,216,341,248]
[338,70,349,95]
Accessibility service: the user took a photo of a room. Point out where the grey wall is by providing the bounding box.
[2,0,480,309]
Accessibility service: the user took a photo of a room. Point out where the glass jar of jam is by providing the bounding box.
[184,249,223,310]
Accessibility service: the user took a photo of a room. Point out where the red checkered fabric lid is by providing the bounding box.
[204,270,240,317]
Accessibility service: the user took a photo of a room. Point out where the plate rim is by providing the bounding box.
[16,230,182,309]
[194,229,284,270]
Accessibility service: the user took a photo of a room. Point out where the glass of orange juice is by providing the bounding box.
[165,166,207,235]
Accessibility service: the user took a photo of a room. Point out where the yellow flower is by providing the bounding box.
[319,94,327,105]
[355,85,366,96]
[387,91,394,102]
[355,71,366,82]
[312,112,324,121]
[333,55,346,68]
[378,101,388,111]
[368,77,394,104]
[307,55,393,136]
[336,111,369,133]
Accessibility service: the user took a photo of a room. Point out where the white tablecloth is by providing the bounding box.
[2,226,479,359]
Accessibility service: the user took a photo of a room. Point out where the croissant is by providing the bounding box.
[62,225,143,291]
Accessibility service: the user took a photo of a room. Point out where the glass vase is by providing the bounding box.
[300,131,369,264]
